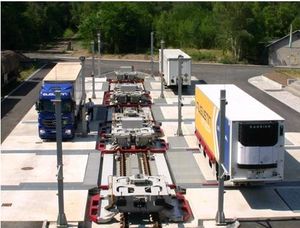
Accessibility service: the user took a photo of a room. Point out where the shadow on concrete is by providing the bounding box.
[170,79,207,96]
[240,187,289,211]
[284,150,300,181]
[1,221,44,228]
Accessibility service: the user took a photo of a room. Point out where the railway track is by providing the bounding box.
[87,68,192,226]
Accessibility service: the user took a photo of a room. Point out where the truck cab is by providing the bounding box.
[36,62,83,140]
[36,83,76,139]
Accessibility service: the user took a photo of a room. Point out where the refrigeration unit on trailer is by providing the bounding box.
[159,49,191,86]
[194,84,285,183]
[36,62,84,139]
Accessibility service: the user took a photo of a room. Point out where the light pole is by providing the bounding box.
[91,41,96,99]
[177,55,183,136]
[97,32,101,77]
[151,32,154,77]
[160,40,165,99]
[79,56,87,137]
[216,89,226,226]
[54,90,68,227]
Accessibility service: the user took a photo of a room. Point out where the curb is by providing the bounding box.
[248,75,300,114]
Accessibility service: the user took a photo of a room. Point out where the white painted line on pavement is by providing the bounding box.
[1,64,47,102]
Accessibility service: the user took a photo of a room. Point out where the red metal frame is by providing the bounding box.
[88,185,109,224]
[176,193,193,222]
[88,194,101,223]
[195,129,216,163]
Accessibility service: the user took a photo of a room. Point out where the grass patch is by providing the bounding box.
[184,48,220,62]
[19,65,38,81]
[276,69,300,79]
[183,48,236,64]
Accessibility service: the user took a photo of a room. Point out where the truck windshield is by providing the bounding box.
[40,100,72,113]
[238,122,278,147]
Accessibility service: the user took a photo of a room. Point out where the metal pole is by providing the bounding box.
[80,56,87,136]
[91,41,96,98]
[97,32,101,77]
[160,40,165,99]
[177,55,183,136]
[151,31,154,77]
[54,90,68,227]
[216,89,226,225]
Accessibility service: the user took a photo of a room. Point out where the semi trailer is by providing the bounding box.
[159,49,191,86]
[195,84,285,183]
[36,62,83,139]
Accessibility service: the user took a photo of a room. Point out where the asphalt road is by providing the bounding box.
[1,58,300,143]
[1,63,55,143]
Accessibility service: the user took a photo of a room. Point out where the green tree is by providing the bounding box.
[214,2,256,61]
[79,3,152,53]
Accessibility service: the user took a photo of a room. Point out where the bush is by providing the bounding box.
[220,55,237,64]
[191,51,217,61]
[184,48,221,62]
[63,28,75,39]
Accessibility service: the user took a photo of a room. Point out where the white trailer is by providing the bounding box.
[195,84,285,183]
[159,49,191,86]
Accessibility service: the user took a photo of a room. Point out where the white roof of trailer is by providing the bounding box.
[196,84,284,121]
[161,49,191,60]
[44,62,81,82]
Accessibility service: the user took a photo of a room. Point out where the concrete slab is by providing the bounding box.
[1,153,87,185]
[151,105,164,121]
[286,132,300,146]
[166,149,204,188]
[150,90,177,100]
[1,135,98,150]
[1,190,87,221]
[83,151,101,186]
[268,90,300,113]
[167,136,189,148]
[249,76,300,114]
[161,121,195,137]
[159,106,195,120]
[193,152,217,182]
[164,96,195,105]
[185,187,300,222]
[185,135,199,148]
[249,76,282,90]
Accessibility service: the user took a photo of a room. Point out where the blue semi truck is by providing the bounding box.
[36,62,84,139]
